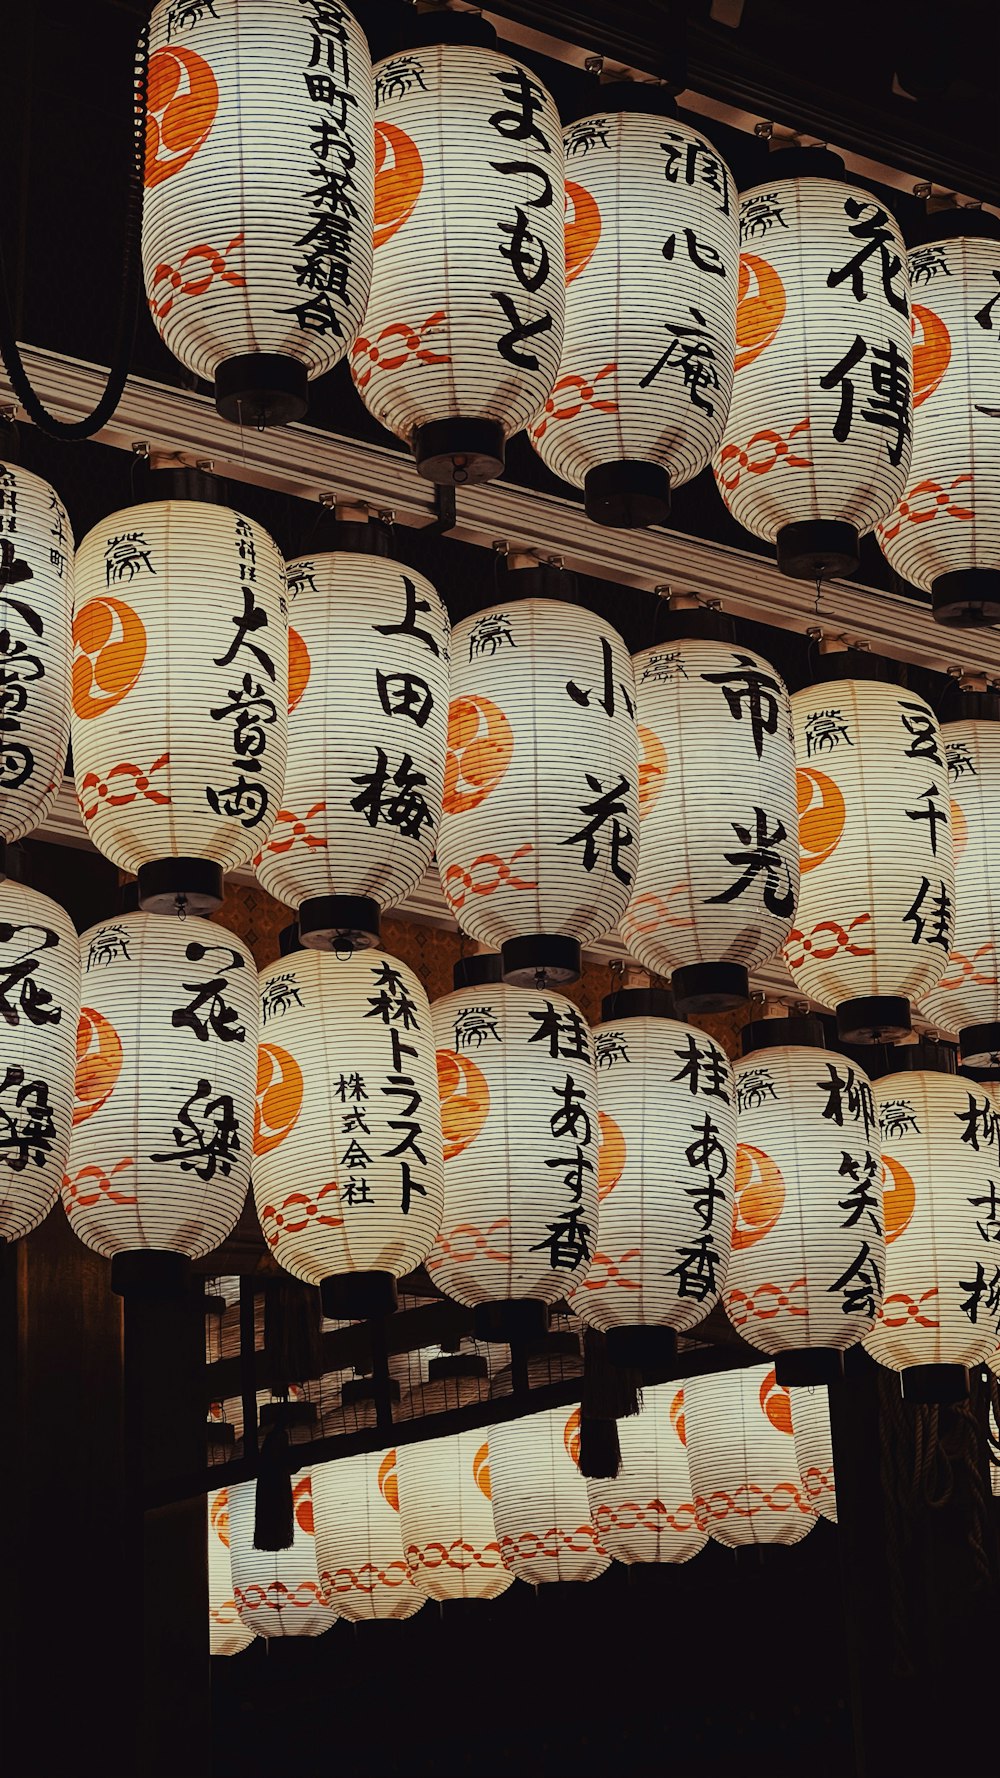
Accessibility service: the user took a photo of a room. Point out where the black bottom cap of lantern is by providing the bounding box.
[215,353,309,429]
[960,1021,1000,1069]
[836,995,911,1044]
[500,935,581,987]
[137,858,224,916]
[584,461,671,529]
[321,1270,398,1321]
[452,953,504,991]
[774,1347,845,1386]
[412,419,505,486]
[341,1374,402,1407]
[473,1298,549,1345]
[111,1249,191,1300]
[605,1324,678,1371]
[901,1363,969,1404]
[672,961,749,1017]
[931,569,1000,629]
[776,520,860,582]
[0,838,5,880]
[299,895,381,952]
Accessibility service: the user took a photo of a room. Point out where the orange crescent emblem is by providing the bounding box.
[564,1407,582,1467]
[442,695,514,815]
[73,1008,124,1126]
[210,1489,231,1548]
[287,628,311,715]
[911,302,951,409]
[637,724,667,820]
[144,44,218,189]
[437,1049,490,1161]
[292,1474,314,1536]
[564,179,601,285]
[254,1043,304,1155]
[735,252,786,372]
[796,767,846,874]
[760,1367,793,1435]
[72,597,147,721]
[669,1388,687,1447]
[374,120,424,249]
[732,1143,785,1249]
[472,1441,493,1500]
[881,1153,916,1246]
[597,1111,626,1201]
[377,1449,400,1512]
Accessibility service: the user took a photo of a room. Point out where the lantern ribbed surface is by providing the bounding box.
[254,551,450,914]
[142,0,374,387]
[208,1488,254,1656]
[0,462,73,844]
[621,637,798,978]
[72,501,288,877]
[531,111,738,494]
[878,237,1000,591]
[568,1013,736,1333]
[714,175,913,545]
[725,1044,884,1355]
[62,911,257,1258]
[436,600,639,949]
[586,1383,707,1564]
[353,44,565,456]
[685,1362,817,1547]
[786,680,953,1012]
[312,1450,424,1622]
[229,1473,337,1639]
[917,719,1000,1061]
[488,1404,610,1584]
[395,1428,514,1601]
[428,982,599,1305]
[789,1387,837,1523]
[0,880,81,1242]
[252,947,444,1286]
[864,1070,1000,1374]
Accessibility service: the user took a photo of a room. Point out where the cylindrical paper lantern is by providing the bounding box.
[396,1428,514,1602]
[229,1472,337,1639]
[62,910,257,1294]
[864,1067,1000,1400]
[255,528,450,948]
[714,154,913,581]
[0,464,73,853]
[877,217,1000,627]
[488,1404,610,1584]
[252,944,444,1320]
[724,1017,884,1382]
[531,100,738,528]
[586,1383,707,1564]
[312,1450,424,1622]
[789,1387,837,1523]
[569,989,736,1360]
[73,499,287,913]
[685,1361,817,1547]
[208,1488,254,1656]
[436,571,639,984]
[621,627,798,1014]
[143,0,375,427]
[786,673,954,1041]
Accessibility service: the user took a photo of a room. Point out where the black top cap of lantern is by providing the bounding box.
[142,465,229,506]
[951,689,1000,724]
[0,840,28,884]
[402,9,497,49]
[805,647,900,686]
[741,1012,828,1055]
[753,144,848,185]
[278,921,301,958]
[296,507,394,560]
[652,604,736,646]
[452,953,504,991]
[500,561,580,606]
[907,205,1000,248]
[859,1036,959,1078]
[600,986,676,1022]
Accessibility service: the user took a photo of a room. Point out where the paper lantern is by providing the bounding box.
[789,1387,837,1523]
[586,1383,707,1564]
[568,989,736,1362]
[436,569,640,984]
[684,1362,817,1547]
[62,910,257,1295]
[312,1450,424,1622]
[0,463,73,855]
[208,1488,254,1656]
[72,499,287,913]
[531,98,738,528]
[229,1472,336,1639]
[0,877,81,1243]
[786,673,954,1041]
[724,1016,884,1382]
[864,1065,1000,1400]
[487,1404,610,1584]
[396,1428,514,1602]
[877,217,1000,626]
[714,152,913,581]
[254,527,450,948]
[143,0,374,427]
[252,944,444,1319]
[353,12,565,484]
[621,627,798,1014]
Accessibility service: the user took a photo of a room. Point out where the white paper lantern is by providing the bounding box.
[621,632,798,1015]
[786,676,954,1040]
[487,1404,610,1584]
[685,1362,817,1547]
[714,158,913,580]
[352,17,565,484]
[0,464,73,849]
[0,878,81,1242]
[789,1387,837,1523]
[208,1488,254,1656]
[864,1067,1000,1399]
[254,541,450,947]
[62,911,257,1290]
[877,224,1000,626]
[586,1383,707,1564]
[568,993,736,1356]
[531,102,738,528]
[312,1449,424,1622]
[437,582,640,984]
[252,945,444,1319]
[143,0,375,426]
[229,1472,337,1639]
[396,1428,514,1602]
[72,500,287,913]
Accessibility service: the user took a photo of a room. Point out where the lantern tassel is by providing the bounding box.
[578,1415,622,1481]
[582,1328,642,1421]
[253,1419,294,1552]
